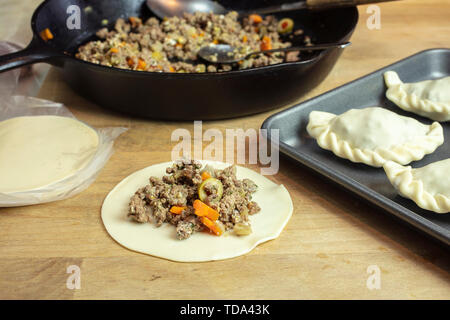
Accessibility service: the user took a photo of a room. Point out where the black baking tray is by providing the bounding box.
[262,48,450,246]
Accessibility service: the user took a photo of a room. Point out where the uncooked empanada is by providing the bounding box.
[384,71,450,122]
[384,160,450,213]
[307,107,444,167]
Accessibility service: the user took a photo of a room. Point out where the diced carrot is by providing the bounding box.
[199,32,205,37]
[201,171,212,181]
[169,66,175,73]
[260,36,272,51]
[193,200,219,221]
[39,28,54,42]
[212,39,219,45]
[249,14,263,24]
[200,216,223,236]
[109,48,119,53]
[129,16,140,28]
[170,206,187,214]
[44,29,54,40]
[242,35,248,43]
[137,58,146,70]
[175,43,183,48]
[126,57,135,67]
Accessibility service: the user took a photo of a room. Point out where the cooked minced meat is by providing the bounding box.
[127,159,261,240]
[76,12,304,73]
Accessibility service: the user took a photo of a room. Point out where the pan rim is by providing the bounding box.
[29,0,359,77]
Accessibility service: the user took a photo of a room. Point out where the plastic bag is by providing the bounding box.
[0,43,127,207]
[0,41,48,98]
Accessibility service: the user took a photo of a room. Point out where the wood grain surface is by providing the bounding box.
[0,0,449,299]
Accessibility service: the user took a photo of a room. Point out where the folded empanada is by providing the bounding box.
[307,107,444,167]
[384,71,450,122]
[384,160,450,213]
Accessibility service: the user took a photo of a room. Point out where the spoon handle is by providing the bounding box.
[252,0,399,15]
[245,42,351,59]
[306,0,400,10]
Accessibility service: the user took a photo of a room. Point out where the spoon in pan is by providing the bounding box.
[197,42,351,64]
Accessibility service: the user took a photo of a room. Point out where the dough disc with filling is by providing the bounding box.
[101,161,293,262]
[0,116,99,194]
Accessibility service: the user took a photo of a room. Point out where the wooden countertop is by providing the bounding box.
[1,0,449,299]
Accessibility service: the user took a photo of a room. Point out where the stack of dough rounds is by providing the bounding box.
[0,116,99,194]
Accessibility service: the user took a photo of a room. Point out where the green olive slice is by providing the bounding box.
[198,178,224,202]
[277,18,294,34]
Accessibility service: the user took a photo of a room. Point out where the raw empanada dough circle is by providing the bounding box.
[307,107,444,167]
[384,160,450,213]
[384,71,450,122]
[0,116,99,193]
[101,161,293,262]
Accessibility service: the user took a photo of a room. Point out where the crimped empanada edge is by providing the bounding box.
[383,161,450,214]
[307,110,444,168]
[384,71,450,122]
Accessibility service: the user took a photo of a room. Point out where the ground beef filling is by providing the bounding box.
[76,11,304,73]
[127,160,261,240]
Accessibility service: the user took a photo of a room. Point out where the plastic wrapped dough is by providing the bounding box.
[0,43,127,207]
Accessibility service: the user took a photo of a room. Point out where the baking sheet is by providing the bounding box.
[262,49,450,246]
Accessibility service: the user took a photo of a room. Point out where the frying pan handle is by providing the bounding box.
[0,38,64,73]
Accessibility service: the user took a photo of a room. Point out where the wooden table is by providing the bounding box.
[1,0,449,300]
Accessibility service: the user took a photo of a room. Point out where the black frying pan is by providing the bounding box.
[0,0,358,120]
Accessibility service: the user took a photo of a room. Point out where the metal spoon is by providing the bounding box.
[146,0,227,19]
[146,0,398,19]
[197,42,351,64]
[146,0,306,18]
